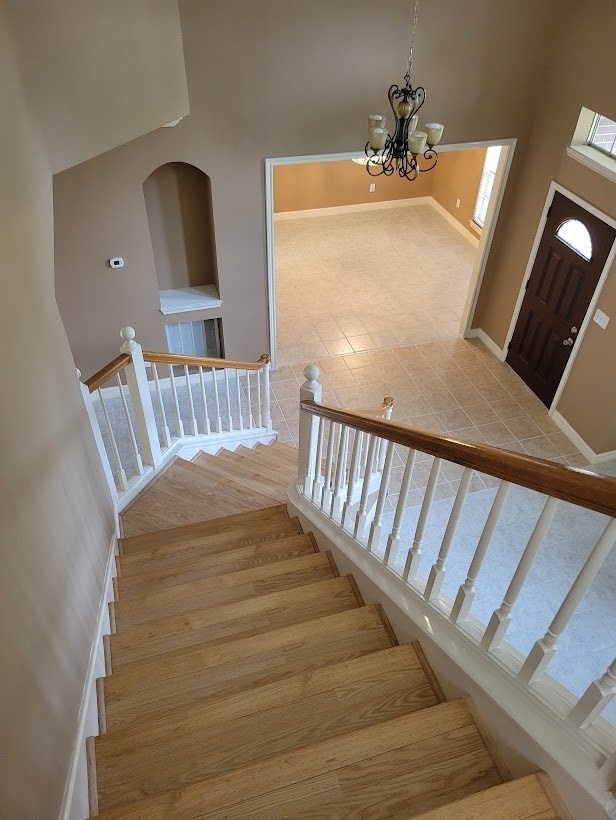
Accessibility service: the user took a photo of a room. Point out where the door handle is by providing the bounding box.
[571,326,578,334]
[563,338,574,346]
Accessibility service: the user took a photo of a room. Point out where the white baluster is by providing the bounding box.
[599,749,616,789]
[402,457,442,582]
[569,658,616,728]
[184,365,198,436]
[312,418,326,503]
[331,425,350,519]
[384,448,417,566]
[167,364,184,438]
[256,367,263,428]
[198,367,211,435]
[210,368,222,432]
[451,480,511,624]
[224,369,233,431]
[342,430,364,529]
[321,421,338,511]
[246,369,253,428]
[520,518,616,684]
[298,364,323,496]
[152,363,172,448]
[116,374,144,475]
[78,370,119,504]
[263,359,272,431]
[481,496,559,651]
[368,440,394,551]
[120,327,162,467]
[376,402,394,471]
[354,435,378,538]
[424,467,474,602]
[235,369,244,431]
[97,387,128,490]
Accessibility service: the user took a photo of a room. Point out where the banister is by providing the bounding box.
[84,353,131,392]
[300,399,616,518]
[142,351,271,371]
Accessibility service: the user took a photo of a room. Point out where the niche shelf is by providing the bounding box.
[159,285,222,316]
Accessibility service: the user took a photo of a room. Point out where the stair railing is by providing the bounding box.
[79,327,273,507]
[296,363,616,757]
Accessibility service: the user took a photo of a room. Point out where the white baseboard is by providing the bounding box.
[60,533,118,820]
[428,198,480,247]
[466,327,507,361]
[550,411,616,465]
[274,197,431,220]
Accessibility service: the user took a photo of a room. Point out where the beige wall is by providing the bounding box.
[143,162,218,291]
[273,159,432,212]
[431,147,487,231]
[473,0,616,453]
[53,0,556,381]
[0,6,115,815]
[6,0,189,173]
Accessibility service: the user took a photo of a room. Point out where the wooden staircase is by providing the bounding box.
[89,442,568,818]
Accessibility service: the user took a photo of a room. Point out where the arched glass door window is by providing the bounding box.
[555,219,592,261]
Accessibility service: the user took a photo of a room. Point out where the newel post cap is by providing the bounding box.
[120,326,137,352]
[302,364,320,390]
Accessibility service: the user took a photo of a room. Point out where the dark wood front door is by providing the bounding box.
[506,191,615,407]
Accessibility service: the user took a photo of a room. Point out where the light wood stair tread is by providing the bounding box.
[113,551,336,628]
[117,516,302,571]
[116,532,317,594]
[109,574,360,667]
[95,642,440,811]
[119,504,290,554]
[101,604,395,731]
[95,699,502,819]
[216,449,295,484]
[191,451,290,501]
[255,441,299,469]
[237,444,298,472]
[410,773,562,819]
[120,458,281,538]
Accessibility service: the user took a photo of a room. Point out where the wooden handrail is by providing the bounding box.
[84,353,131,393]
[143,351,271,371]
[301,399,616,518]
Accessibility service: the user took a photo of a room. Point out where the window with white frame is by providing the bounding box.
[473,146,501,228]
[568,107,616,182]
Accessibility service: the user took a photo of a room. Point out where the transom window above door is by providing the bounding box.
[555,219,592,261]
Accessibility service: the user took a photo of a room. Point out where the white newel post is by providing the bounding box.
[298,364,322,496]
[77,369,119,507]
[263,358,272,431]
[119,327,162,468]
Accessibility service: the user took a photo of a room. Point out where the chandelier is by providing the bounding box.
[365,0,443,181]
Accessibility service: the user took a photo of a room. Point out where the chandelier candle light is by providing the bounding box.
[365,0,443,180]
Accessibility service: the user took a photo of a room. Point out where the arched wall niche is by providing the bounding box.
[143,162,219,292]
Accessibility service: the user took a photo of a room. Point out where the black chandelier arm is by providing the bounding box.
[420,147,438,172]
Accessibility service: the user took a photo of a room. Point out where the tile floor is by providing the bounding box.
[272,206,616,725]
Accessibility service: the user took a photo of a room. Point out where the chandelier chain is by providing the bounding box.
[404,0,420,86]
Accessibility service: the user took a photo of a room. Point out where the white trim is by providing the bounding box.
[567,145,616,184]
[288,484,616,807]
[428,198,480,247]
[469,219,482,235]
[60,533,118,820]
[466,327,506,361]
[265,139,516,373]
[551,411,616,465]
[502,182,616,418]
[274,197,431,220]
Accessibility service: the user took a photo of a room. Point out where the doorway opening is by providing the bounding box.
[265,141,514,372]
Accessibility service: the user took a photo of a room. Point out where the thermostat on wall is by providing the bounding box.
[108,257,124,268]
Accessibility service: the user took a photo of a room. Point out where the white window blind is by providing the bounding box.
[473,146,501,228]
